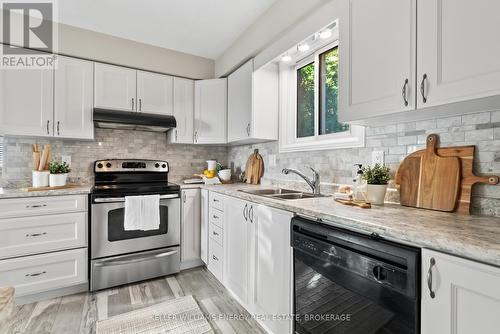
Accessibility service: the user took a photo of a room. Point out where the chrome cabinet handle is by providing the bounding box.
[420,74,428,103]
[26,232,47,238]
[402,78,409,106]
[175,129,178,142]
[194,131,198,143]
[246,123,251,136]
[212,255,219,261]
[213,198,219,202]
[132,98,135,110]
[26,271,46,277]
[26,204,47,209]
[212,231,219,236]
[139,98,142,111]
[248,205,254,223]
[243,203,248,221]
[183,192,186,203]
[57,121,60,135]
[212,214,219,219]
[427,257,436,298]
[46,120,50,135]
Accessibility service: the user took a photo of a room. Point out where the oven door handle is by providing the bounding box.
[93,250,178,267]
[94,194,179,203]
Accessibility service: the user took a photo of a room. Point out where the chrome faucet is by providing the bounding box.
[282,166,321,195]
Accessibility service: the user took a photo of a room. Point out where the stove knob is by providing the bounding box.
[162,164,167,169]
[106,163,112,168]
[155,163,160,168]
[97,163,103,169]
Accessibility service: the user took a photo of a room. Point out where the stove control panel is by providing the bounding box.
[94,159,169,172]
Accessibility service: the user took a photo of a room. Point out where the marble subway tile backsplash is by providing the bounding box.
[1,128,228,187]
[228,111,500,217]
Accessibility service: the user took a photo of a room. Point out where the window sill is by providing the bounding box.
[279,132,365,153]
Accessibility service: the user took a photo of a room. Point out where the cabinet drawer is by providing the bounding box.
[209,206,224,228]
[0,212,87,259]
[208,241,223,282]
[209,223,223,246]
[0,195,87,219]
[0,248,87,297]
[209,192,224,211]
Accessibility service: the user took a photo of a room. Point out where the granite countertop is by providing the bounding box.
[0,185,93,199]
[200,183,500,267]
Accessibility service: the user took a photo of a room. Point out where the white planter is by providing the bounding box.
[49,173,68,187]
[32,171,49,188]
[366,184,388,205]
[218,169,231,182]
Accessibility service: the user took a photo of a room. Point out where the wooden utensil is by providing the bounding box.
[334,198,371,209]
[396,143,499,214]
[244,149,264,185]
[397,134,461,212]
[44,144,51,170]
[38,145,50,171]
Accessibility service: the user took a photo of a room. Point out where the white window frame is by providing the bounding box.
[279,42,365,153]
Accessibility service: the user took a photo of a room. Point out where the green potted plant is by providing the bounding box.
[362,164,391,205]
[48,161,71,187]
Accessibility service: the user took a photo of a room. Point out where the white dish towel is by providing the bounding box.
[124,195,160,231]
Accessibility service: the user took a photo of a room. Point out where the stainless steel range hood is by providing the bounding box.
[93,109,176,132]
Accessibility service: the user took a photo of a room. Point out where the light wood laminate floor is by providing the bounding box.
[3,266,266,334]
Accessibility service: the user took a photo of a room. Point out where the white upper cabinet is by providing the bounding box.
[94,63,137,112]
[339,0,416,122]
[422,249,500,334]
[227,59,279,144]
[194,78,227,144]
[54,56,94,139]
[417,0,500,108]
[136,71,173,114]
[170,77,194,144]
[0,65,54,137]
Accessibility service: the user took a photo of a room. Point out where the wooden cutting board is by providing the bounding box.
[396,142,499,214]
[244,149,264,185]
[397,134,461,212]
[26,183,83,192]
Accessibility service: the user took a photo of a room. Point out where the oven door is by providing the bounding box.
[91,194,180,259]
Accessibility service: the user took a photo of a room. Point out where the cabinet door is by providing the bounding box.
[181,189,201,265]
[137,71,173,115]
[0,66,53,137]
[417,0,500,108]
[194,79,227,144]
[171,77,194,144]
[422,249,500,334]
[200,189,209,264]
[223,196,249,305]
[339,0,416,122]
[228,59,253,142]
[54,56,94,139]
[250,205,293,334]
[94,63,136,111]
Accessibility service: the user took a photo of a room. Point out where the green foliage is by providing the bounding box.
[296,47,348,138]
[216,162,228,172]
[362,164,391,185]
[48,161,71,174]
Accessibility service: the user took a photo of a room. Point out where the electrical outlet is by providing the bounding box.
[372,151,385,165]
[268,154,277,167]
[62,155,71,166]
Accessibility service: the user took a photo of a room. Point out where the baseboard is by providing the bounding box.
[180,258,204,270]
[15,282,88,305]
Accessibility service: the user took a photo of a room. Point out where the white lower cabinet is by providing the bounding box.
[422,249,500,334]
[221,194,293,334]
[181,189,202,269]
[249,204,293,334]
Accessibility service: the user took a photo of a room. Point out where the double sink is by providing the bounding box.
[239,188,328,200]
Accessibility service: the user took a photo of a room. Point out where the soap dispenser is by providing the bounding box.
[353,164,367,201]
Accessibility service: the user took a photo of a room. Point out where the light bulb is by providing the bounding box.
[298,44,310,52]
[281,54,292,62]
[319,30,332,39]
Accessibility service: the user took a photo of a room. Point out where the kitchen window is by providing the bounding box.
[280,42,364,152]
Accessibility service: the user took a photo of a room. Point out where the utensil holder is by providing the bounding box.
[32,171,49,188]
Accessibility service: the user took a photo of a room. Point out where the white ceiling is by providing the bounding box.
[56,0,276,59]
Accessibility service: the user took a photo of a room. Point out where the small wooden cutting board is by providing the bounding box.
[398,134,461,212]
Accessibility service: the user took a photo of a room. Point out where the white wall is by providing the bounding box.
[0,11,214,79]
[214,0,333,77]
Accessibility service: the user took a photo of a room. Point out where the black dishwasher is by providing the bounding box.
[292,216,420,334]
